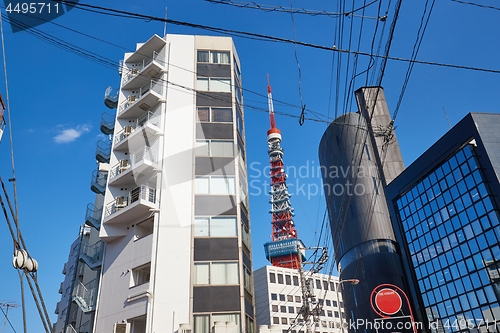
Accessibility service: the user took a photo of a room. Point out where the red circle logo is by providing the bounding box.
[375,288,402,315]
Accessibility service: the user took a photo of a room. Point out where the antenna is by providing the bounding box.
[1,301,19,333]
[163,7,168,37]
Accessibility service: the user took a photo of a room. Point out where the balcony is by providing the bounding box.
[118,79,164,119]
[114,109,162,151]
[58,282,63,294]
[108,147,160,186]
[104,86,118,109]
[95,140,111,164]
[121,50,165,90]
[79,240,103,270]
[90,170,107,195]
[72,279,98,313]
[100,112,115,135]
[85,203,102,230]
[103,185,157,224]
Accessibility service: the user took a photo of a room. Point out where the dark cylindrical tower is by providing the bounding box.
[319,87,419,333]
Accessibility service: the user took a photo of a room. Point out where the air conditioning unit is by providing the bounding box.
[119,160,130,173]
[123,125,133,137]
[115,196,126,210]
[113,322,130,333]
[131,68,139,75]
[128,95,137,103]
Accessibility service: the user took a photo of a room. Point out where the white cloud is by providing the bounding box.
[54,124,91,143]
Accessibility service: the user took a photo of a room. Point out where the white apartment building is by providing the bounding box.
[254,266,344,333]
[91,34,254,333]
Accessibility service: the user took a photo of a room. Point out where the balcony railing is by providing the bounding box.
[109,147,158,183]
[122,51,164,85]
[95,140,111,164]
[72,279,98,313]
[79,240,104,270]
[104,86,118,109]
[104,185,156,218]
[90,170,107,195]
[100,112,115,135]
[118,79,164,115]
[114,109,161,147]
[85,203,102,230]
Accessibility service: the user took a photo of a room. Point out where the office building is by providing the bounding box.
[319,87,419,332]
[254,266,342,333]
[90,34,254,333]
[386,113,500,333]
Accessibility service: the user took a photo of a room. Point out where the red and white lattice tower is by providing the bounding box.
[263,78,304,269]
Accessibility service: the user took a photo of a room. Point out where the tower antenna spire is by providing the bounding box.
[263,75,303,269]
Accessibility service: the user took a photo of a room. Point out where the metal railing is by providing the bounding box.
[122,51,164,85]
[85,203,103,230]
[95,140,111,163]
[72,279,98,313]
[65,324,78,333]
[109,147,158,181]
[80,240,104,267]
[90,170,107,195]
[100,111,115,135]
[104,185,156,218]
[114,109,161,146]
[104,86,118,109]
[118,79,164,115]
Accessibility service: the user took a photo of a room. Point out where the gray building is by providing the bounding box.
[386,113,500,333]
[319,87,418,332]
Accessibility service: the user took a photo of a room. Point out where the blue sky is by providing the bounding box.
[0,0,499,331]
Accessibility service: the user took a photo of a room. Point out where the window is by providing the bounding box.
[194,262,239,285]
[195,176,236,195]
[197,107,233,123]
[280,306,286,313]
[195,140,234,157]
[244,266,252,292]
[293,276,299,286]
[285,275,292,285]
[131,263,151,287]
[323,280,329,290]
[277,274,284,284]
[279,294,285,301]
[287,295,293,302]
[197,50,230,64]
[316,279,322,289]
[295,295,301,303]
[271,293,277,300]
[289,306,295,313]
[281,318,288,325]
[273,317,279,324]
[272,305,278,312]
[270,272,276,283]
[194,216,238,237]
[197,78,231,92]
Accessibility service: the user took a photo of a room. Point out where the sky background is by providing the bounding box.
[0,0,499,332]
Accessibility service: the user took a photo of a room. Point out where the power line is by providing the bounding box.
[54,1,500,75]
[205,0,383,19]
[450,0,500,11]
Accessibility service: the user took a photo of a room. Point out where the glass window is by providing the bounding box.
[285,275,291,285]
[212,108,233,122]
[194,263,210,284]
[211,217,237,237]
[211,51,230,64]
[197,107,209,122]
[211,141,234,157]
[211,177,236,195]
[271,293,277,300]
[195,140,210,156]
[211,78,231,92]
[197,78,209,91]
[194,315,210,333]
[197,51,209,63]
[293,276,299,286]
[194,217,209,236]
[277,274,284,284]
[195,177,210,194]
[211,262,239,284]
[270,273,276,283]
[131,263,151,287]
